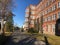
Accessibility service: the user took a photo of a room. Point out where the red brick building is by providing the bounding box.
[25,5,36,29]
[25,0,60,35]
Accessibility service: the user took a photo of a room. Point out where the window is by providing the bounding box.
[46,2,48,7]
[49,0,52,3]
[58,12,60,18]
[44,18,47,22]
[47,17,48,21]
[48,16,51,21]
[52,14,56,20]
[45,10,47,14]
[49,7,52,12]
[30,16,33,19]
[25,14,29,17]
[58,2,60,8]
[52,24,55,32]
[25,18,28,22]
[32,16,35,19]
[48,8,50,13]
[42,5,44,10]
[43,18,45,22]
[52,5,56,11]
[45,18,47,22]
[30,16,35,19]
[52,6,54,11]
[31,11,35,14]
[54,14,56,20]
[46,25,48,31]
[48,25,51,32]
[52,0,56,2]
[25,23,28,27]
[41,12,43,16]
[31,20,34,24]
[48,0,52,5]
[48,1,50,6]
[43,11,45,15]
[26,9,29,12]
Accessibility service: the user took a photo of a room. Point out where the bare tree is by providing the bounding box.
[0,0,15,35]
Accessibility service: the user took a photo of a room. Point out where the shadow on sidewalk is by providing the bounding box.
[0,35,11,45]
[4,35,36,45]
[44,36,49,45]
[17,38,36,45]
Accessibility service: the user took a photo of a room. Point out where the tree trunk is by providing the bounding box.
[1,18,5,35]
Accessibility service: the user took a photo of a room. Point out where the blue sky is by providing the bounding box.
[12,0,41,27]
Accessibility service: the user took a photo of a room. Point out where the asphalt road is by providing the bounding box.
[4,30,46,45]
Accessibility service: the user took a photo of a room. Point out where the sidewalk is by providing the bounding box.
[34,40,46,45]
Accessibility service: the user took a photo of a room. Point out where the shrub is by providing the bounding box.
[28,28,38,33]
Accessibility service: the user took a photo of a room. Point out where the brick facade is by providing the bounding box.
[25,0,60,35]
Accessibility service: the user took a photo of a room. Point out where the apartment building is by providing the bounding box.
[36,0,60,35]
[25,5,36,30]
[25,7,30,30]
[25,0,60,35]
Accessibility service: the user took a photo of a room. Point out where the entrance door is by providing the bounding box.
[55,19,60,36]
[58,23,60,30]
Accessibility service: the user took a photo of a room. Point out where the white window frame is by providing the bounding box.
[58,2,60,8]
[58,12,60,18]
[52,5,56,11]
[52,24,55,32]
[31,20,34,24]
[52,14,56,20]
[31,11,35,14]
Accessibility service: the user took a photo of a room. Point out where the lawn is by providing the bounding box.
[36,34,60,45]
[5,32,12,36]
[22,32,60,45]
[45,35,60,45]
[36,34,44,41]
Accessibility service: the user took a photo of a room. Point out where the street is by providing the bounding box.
[4,30,45,45]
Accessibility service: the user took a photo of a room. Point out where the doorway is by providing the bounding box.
[55,19,60,36]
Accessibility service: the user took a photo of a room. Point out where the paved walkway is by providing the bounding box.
[34,40,46,45]
[4,30,46,45]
